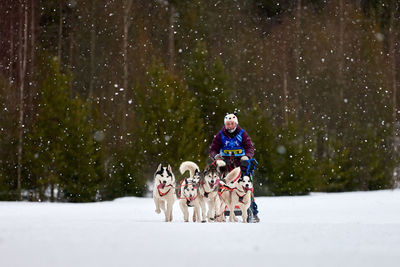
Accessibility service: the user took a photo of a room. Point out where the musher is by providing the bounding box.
[209,113,260,222]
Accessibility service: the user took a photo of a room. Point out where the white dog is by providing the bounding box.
[179,179,202,222]
[179,161,206,222]
[215,167,241,222]
[153,164,176,222]
[199,163,223,222]
[230,173,253,223]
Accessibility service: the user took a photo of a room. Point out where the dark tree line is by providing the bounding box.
[0,0,399,201]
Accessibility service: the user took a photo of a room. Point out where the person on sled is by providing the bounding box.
[209,113,260,222]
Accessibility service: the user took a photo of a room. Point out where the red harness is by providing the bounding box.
[157,183,173,197]
[185,195,198,202]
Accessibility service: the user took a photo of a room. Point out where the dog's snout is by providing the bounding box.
[162,180,167,184]
[211,180,214,184]
[245,184,249,187]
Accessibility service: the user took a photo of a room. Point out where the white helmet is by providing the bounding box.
[224,113,238,126]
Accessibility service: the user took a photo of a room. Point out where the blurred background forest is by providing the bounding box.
[0,0,399,202]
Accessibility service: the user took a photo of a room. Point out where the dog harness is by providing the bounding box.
[185,195,198,207]
[201,178,220,198]
[220,129,245,157]
[157,183,173,196]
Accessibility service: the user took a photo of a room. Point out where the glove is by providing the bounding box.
[214,154,223,160]
[240,156,249,161]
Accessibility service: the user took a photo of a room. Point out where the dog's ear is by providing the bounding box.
[156,163,162,172]
[167,164,172,174]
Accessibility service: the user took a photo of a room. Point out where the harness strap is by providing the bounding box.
[157,184,173,197]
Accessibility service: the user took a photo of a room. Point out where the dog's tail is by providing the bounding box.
[179,161,200,177]
[224,167,241,184]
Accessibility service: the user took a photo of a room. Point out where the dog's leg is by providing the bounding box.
[180,200,189,222]
[213,196,221,221]
[207,200,215,222]
[194,205,201,223]
[166,198,174,222]
[229,202,238,222]
[160,201,166,212]
[199,199,206,223]
[241,205,248,223]
[154,198,161,214]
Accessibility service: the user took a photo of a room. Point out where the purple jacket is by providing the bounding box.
[209,125,254,161]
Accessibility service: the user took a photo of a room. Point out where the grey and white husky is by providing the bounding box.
[199,161,225,222]
[153,164,176,222]
[179,161,205,222]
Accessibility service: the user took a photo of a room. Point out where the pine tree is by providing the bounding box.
[25,57,101,202]
[0,78,18,200]
[136,61,206,178]
[185,41,232,140]
[242,103,317,196]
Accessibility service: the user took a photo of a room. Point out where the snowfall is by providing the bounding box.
[1,190,400,267]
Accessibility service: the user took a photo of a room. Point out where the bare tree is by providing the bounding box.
[57,0,63,68]
[338,0,345,110]
[388,1,398,151]
[293,0,302,116]
[17,0,29,200]
[89,0,97,98]
[122,0,133,131]
[168,2,175,73]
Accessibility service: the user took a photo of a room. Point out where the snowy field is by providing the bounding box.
[1,190,400,267]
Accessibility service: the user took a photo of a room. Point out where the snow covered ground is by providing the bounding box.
[1,190,400,267]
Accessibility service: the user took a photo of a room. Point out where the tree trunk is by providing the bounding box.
[294,0,301,117]
[28,0,35,113]
[122,0,133,131]
[9,20,14,84]
[89,0,97,99]
[283,51,289,126]
[389,3,398,151]
[57,0,63,68]
[17,1,28,200]
[168,3,175,73]
[338,0,345,109]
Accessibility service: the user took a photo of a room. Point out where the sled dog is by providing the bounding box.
[179,161,206,222]
[153,163,176,222]
[199,161,223,222]
[216,167,241,222]
[230,172,253,223]
[179,179,202,222]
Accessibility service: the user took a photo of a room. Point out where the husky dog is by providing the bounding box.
[179,179,202,222]
[153,164,176,222]
[179,161,206,222]
[216,167,241,222]
[230,172,253,223]
[199,161,224,222]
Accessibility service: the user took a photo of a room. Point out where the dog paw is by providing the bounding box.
[155,209,161,214]
[201,220,206,223]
